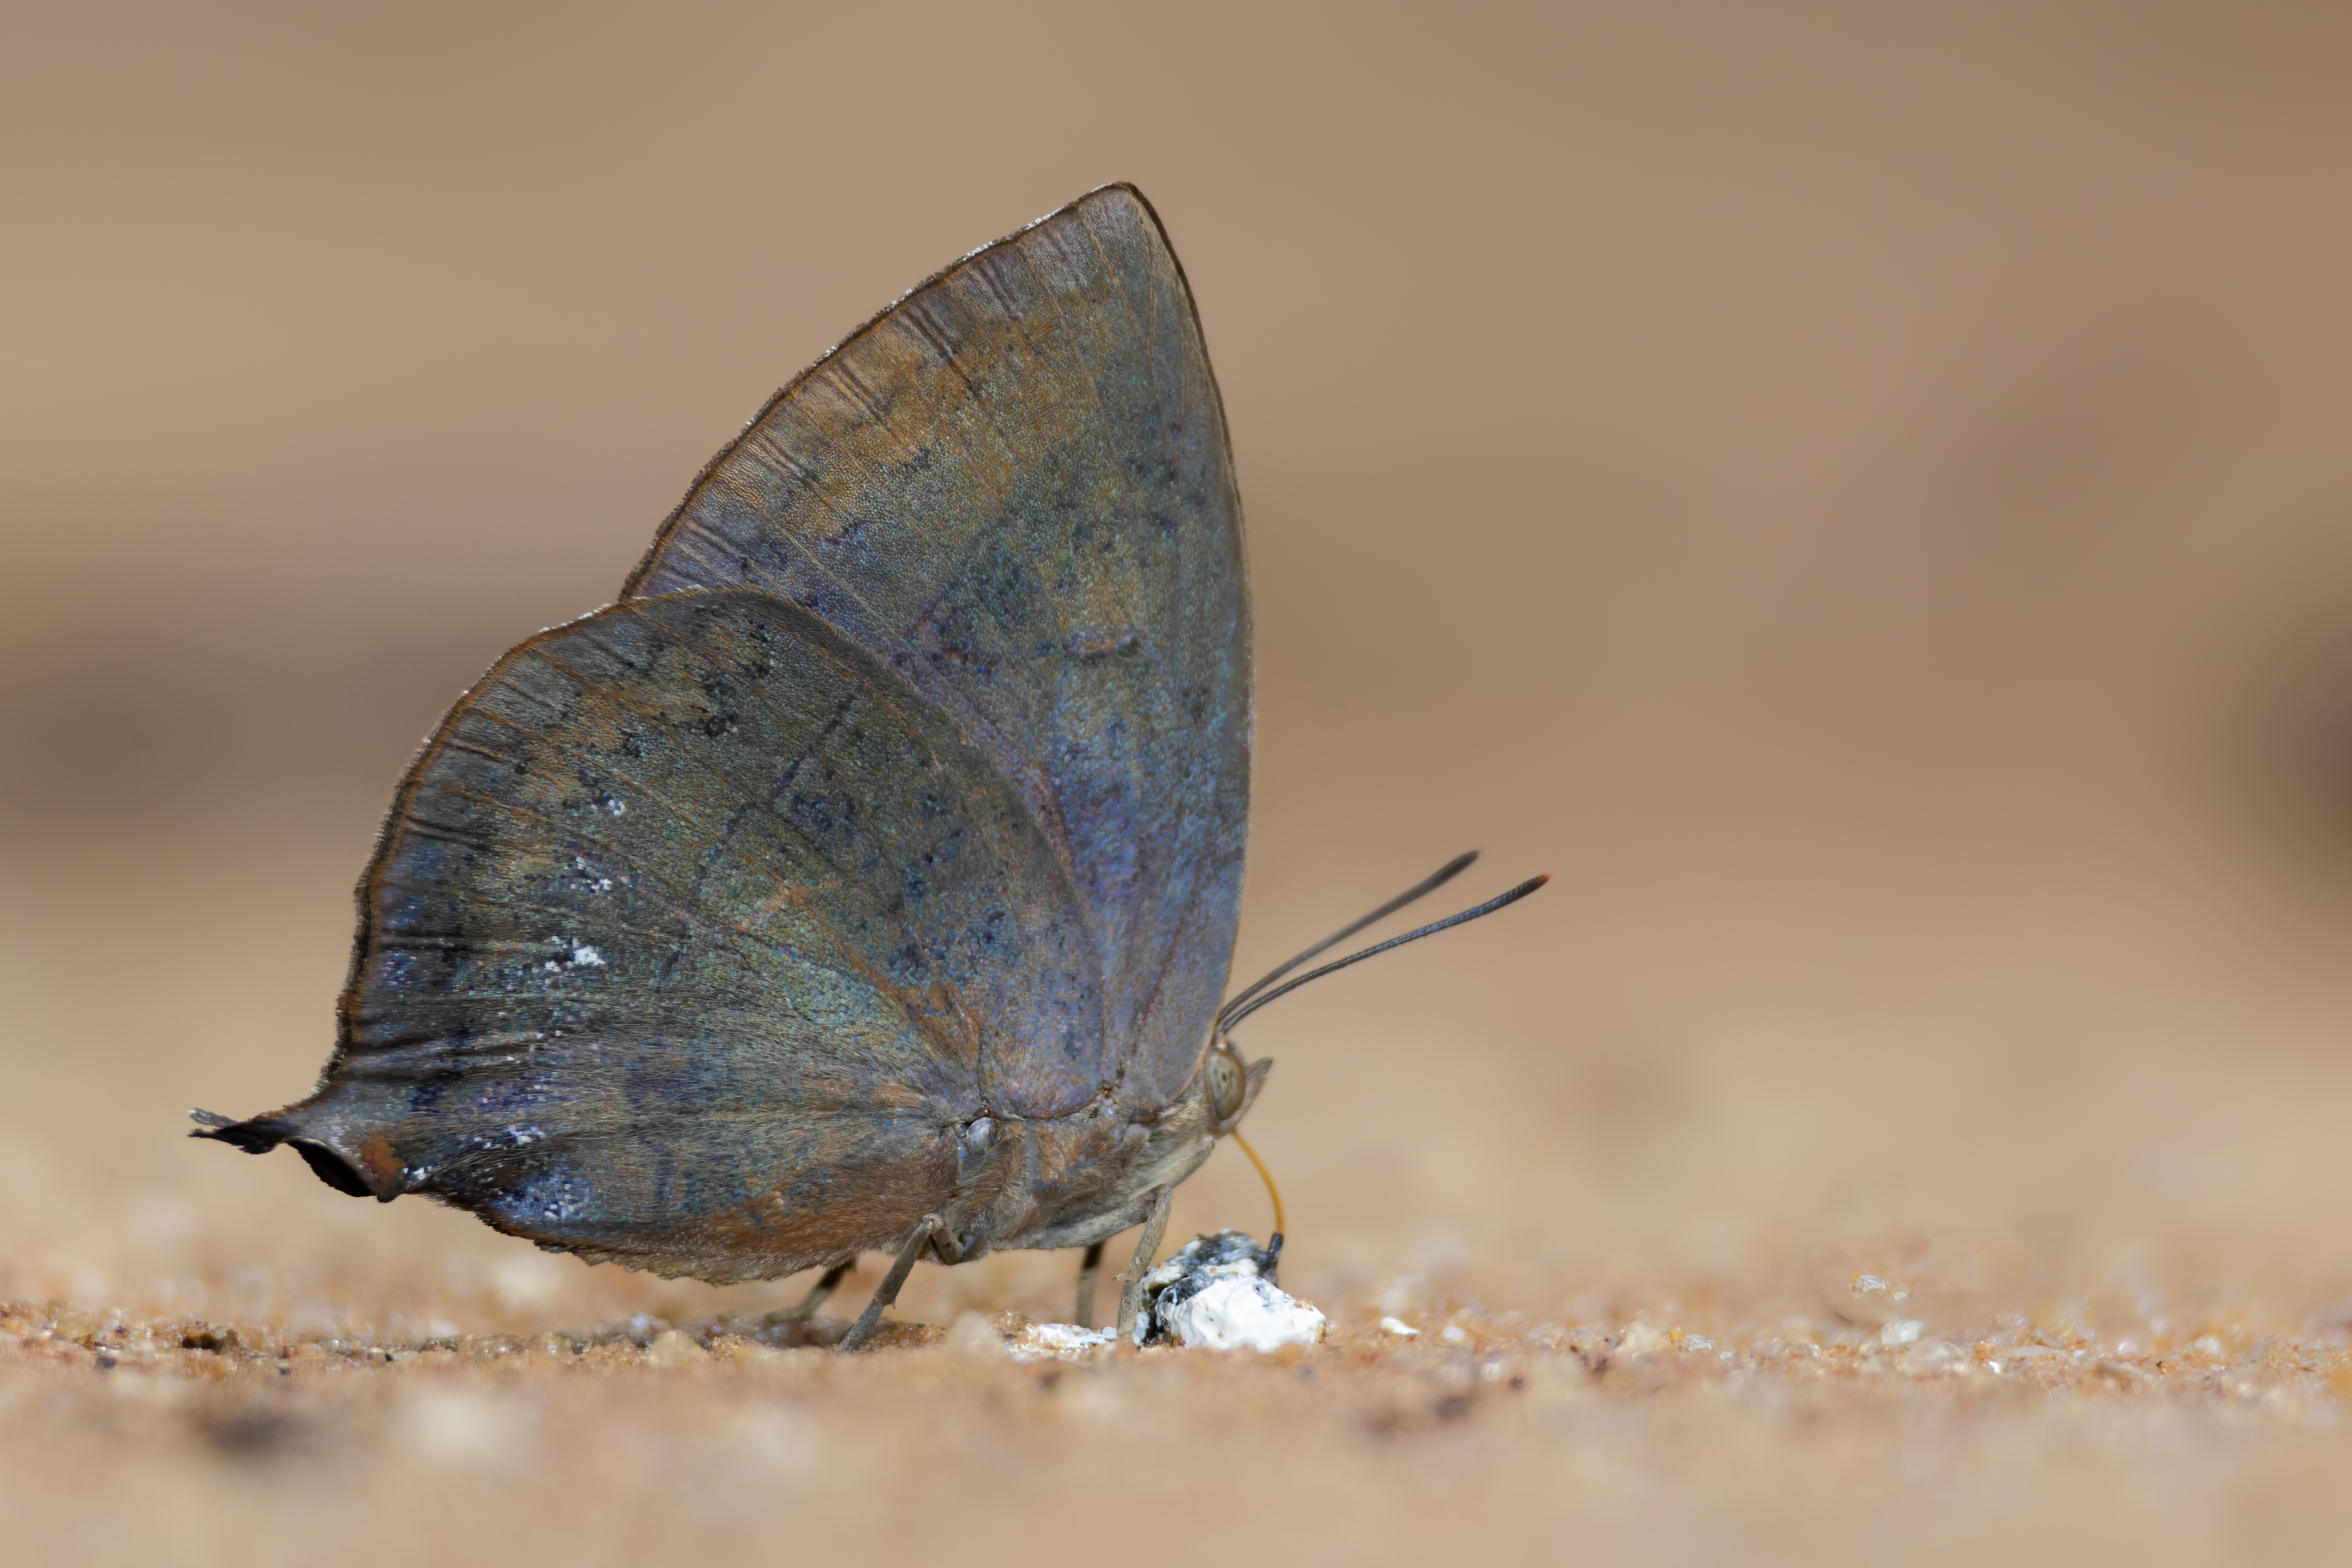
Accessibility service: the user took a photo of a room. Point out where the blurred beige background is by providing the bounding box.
[7,1,2352,1560]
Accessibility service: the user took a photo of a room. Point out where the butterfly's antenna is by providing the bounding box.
[1229,1129,1286,1240]
[1218,875,1548,1033]
[1216,851,1480,1027]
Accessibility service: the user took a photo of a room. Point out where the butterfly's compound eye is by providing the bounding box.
[1206,1043,1248,1124]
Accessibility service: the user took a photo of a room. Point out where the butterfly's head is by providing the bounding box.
[1202,1037,1270,1137]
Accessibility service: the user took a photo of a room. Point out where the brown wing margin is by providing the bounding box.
[616,183,1231,602]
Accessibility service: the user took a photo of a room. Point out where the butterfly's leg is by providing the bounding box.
[1073,1241,1107,1328]
[1114,1187,1175,1343]
[764,1255,855,1327]
[838,1216,955,1353]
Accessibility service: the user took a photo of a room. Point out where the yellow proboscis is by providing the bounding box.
[1228,1128,1286,1239]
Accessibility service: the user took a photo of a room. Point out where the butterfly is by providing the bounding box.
[193,184,1542,1349]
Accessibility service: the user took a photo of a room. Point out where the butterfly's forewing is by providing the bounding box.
[299,590,1100,1281]
[624,184,1250,1104]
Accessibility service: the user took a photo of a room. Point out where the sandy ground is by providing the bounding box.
[10,1248,2352,1567]
[13,3,2352,1563]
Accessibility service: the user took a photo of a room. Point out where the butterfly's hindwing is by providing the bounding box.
[308,589,1103,1279]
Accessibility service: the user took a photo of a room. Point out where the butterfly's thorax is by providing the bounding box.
[948,1045,1272,1260]
[945,1079,1214,1259]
